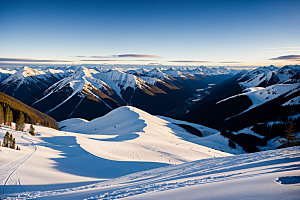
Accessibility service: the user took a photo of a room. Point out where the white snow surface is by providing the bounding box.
[3,145,299,200]
[282,96,300,106]
[232,127,265,139]
[0,107,299,200]
[218,83,300,120]
[59,106,232,164]
[238,65,299,88]
[0,106,235,199]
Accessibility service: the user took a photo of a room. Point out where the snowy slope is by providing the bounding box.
[93,69,153,98]
[238,65,299,88]
[276,65,300,84]
[5,147,299,200]
[0,68,17,81]
[217,83,300,119]
[60,106,233,164]
[238,66,278,88]
[33,66,171,114]
[282,96,300,106]
[0,106,235,198]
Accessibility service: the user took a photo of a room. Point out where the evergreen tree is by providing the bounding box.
[0,104,4,124]
[4,106,12,126]
[8,133,13,148]
[283,123,299,147]
[29,124,35,135]
[12,138,16,149]
[3,132,9,147]
[16,111,25,131]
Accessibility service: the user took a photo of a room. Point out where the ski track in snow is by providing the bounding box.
[4,147,299,200]
[0,135,36,196]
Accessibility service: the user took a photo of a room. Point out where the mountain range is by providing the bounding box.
[0,66,237,121]
[0,64,299,152]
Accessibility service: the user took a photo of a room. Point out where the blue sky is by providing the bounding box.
[0,0,300,66]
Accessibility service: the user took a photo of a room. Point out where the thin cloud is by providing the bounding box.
[270,55,300,61]
[113,54,160,58]
[75,54,160,59]
[169,60,210,63]
[80,59,117,61]
[80,59,155,62]
[0,58,71,62]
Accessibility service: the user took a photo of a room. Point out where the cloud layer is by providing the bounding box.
[80,59,155,62]
[112,54,160,58]
[0,58,71,62]
[77,54,160,59]
[270,55,300,61]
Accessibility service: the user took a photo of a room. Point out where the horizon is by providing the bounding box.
[1,0,300,66]
[0,63,283,71]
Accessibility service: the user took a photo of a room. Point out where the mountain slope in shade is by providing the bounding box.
[185,65,299,153]
[30,66,199,121]
[0,92,59,129]
[217,83,300,119]
[186,65,299,128]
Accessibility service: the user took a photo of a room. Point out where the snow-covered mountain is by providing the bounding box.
[0,65,239,121]
[30,66,190,120]
[0,67,17,81]
[185,65,299,152]
[238,65,299,88]
[217,83,300,118]
[0,66,70,104]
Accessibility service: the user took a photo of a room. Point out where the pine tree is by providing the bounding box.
[4,106,12,126]
[16,111,25,131]
[8,133,13,148]
[3,132,9,147]
[283,123,299,147]
[12,138,16,149]
[0,104,4,124]
[29,124,35,135]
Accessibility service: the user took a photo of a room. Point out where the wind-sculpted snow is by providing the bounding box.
[60,106,232,163]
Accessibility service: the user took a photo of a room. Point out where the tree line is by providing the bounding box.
[0,92,59,129]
